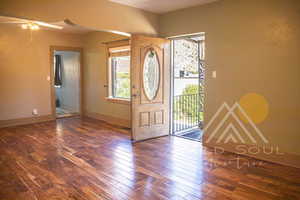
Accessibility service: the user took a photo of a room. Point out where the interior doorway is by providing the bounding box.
[50,47,82,118]
[170,34,205,141]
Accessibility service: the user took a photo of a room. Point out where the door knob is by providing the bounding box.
[132,93,140,98]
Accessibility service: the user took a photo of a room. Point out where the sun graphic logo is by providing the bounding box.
[204,93,269,144]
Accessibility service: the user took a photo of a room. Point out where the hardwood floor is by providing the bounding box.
[0,117,299,200]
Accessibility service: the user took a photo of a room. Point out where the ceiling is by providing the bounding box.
[51,20,94,34]
[109,0,219,14]
[0,16,132,36]
[0,16,93,34]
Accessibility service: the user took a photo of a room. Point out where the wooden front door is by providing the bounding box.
[130,35,171,142]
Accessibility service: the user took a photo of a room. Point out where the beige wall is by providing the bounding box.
[83,31,131,123]
[160,0,300,155]
[0,23,131,125]
[0,0,159,35]
[0,24,83,120]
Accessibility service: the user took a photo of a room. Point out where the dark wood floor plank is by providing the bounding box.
[0,117,299,200]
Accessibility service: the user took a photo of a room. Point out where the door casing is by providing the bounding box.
[49,46,83,119]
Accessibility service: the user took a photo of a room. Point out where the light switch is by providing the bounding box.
[212,71,217,78]
[47,76,51,81]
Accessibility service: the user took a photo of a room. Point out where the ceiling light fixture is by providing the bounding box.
[21,23,40,30]
[21,24,28,29]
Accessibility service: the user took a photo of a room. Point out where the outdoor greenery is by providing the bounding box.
[173,38,205,127]
[112,55,130,99]
[115,72,130,99]
[174,84,204,123]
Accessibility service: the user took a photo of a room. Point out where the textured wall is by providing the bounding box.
[0,24,83,120]
[0,24,131,122]
[160,0,300,155]
[83,31,130,120]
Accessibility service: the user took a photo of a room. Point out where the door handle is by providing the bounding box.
[132,93,140,98]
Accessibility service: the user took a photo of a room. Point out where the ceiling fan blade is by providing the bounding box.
[34,21,63,29]
[0,21,25,24]
[0,16,63,29]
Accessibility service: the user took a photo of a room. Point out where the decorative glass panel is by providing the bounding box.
[143,49,160,100]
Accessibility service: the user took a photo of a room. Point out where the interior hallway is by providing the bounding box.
[0,117,299,200]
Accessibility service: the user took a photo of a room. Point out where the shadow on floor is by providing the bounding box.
[177,129,203,141]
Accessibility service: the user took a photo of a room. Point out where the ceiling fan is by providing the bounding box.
[0,16,63,30]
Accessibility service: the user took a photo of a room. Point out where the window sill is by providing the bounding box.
[105,97,131,105]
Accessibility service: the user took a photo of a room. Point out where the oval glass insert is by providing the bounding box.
[143,49,160,100]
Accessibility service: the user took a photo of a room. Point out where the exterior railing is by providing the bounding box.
[173,93,204,133]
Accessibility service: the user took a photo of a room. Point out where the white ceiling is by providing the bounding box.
[109,0,219,14]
